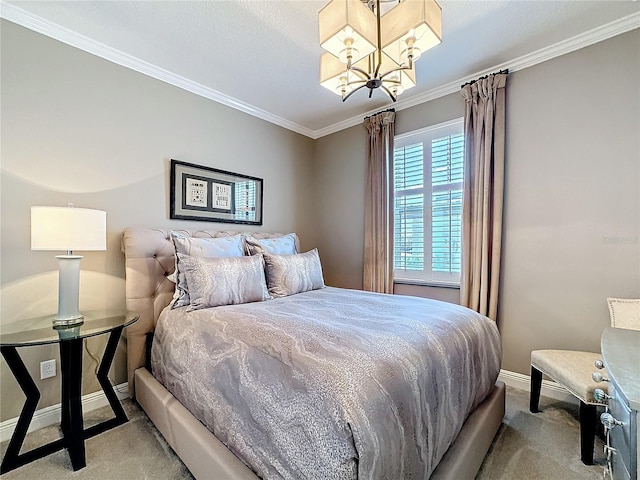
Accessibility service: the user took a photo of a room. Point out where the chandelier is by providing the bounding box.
[319,0,442,102]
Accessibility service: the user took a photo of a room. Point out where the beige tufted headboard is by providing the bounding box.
[121,227,299,397]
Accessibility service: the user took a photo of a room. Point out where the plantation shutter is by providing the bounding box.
[393,119,464,285]
[393,143,425,271]
[431,133,464,274]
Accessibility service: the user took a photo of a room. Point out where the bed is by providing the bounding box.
[122,227,505,480]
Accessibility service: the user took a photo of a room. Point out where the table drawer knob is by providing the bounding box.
[600,412,623,429]
[592,372,609,383]
[594,359,605,369]
[594,388,611,403]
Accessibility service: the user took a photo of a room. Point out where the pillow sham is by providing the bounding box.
[245,233,298,256]
[263,249,325,298]
[171,232,245,308]
[178,253,270,311]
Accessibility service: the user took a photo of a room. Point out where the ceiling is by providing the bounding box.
[2,1,639,138]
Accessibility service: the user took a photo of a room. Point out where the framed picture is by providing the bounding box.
[170,159,263,225]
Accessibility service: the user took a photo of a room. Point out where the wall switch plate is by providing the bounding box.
[40,359,56,379]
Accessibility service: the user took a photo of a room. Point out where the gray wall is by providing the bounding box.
[1,18,638,424]
[314,29,640,375]
[0,21,316,421]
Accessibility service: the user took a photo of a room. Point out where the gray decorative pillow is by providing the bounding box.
[263,249,325,298]
[171,232,245,308]
[177,253,270,311]
[245,233,298,256]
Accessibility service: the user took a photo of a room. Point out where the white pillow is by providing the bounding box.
[170,232,245,308]
[245,233,298,256]
[178,253,270,311]
[263,249,325,298]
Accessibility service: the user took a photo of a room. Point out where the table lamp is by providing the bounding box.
[31,204,107,325]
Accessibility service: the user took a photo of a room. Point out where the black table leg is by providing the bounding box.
[0,346,42,474]
[0,346,67,474]
[59,338,86,470]
[84,326,128,438]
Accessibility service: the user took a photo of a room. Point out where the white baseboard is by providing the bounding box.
[498,369,577,405]
[0,382,129,443]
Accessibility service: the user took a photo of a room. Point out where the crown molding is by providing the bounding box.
[313,11,640,138]
[0,1,316,139]
[1,2,638,140]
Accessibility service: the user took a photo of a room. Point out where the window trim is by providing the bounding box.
[393,117,464,287]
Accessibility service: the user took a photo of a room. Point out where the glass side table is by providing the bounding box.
[0,311,138,474]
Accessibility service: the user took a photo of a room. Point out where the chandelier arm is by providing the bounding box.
[380,84,398,102]
[342,83,368,102]
[380,65,413,80]
[349,66,371,80]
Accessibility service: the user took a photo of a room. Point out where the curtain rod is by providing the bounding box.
[364,108,395,120]
[461,69,509,89]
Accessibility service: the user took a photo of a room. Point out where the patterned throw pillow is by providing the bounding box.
[262,249,325,298]
[245,233,298,256]
[170,232,245,308]
[177,253,270,311]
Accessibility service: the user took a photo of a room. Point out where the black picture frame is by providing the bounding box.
[170,159,263,225]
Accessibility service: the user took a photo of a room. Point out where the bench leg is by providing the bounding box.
[530,366,543,413]
[579,401,596,465]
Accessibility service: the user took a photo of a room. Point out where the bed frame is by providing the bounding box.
[122,227,505,479]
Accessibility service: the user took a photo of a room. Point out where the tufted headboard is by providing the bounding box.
[121,227,299,397]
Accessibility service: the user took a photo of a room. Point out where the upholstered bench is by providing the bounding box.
[529,350,606,464]
[530,298,640,465]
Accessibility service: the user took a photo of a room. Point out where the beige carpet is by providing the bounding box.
[1,387,606,479]
[476,387,605,479]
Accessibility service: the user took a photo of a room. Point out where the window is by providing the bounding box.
[393,119,464,286]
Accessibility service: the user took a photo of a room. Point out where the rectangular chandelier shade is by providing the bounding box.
[381,0,442,65]
[320,52,351,93]
[320,51,416,97]
[354,52,417,91]
[31,206,107,252]
[318,0,377,65]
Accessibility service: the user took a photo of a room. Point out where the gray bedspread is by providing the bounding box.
[151,287,501,480]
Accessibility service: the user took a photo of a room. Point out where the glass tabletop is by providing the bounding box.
[0,311,139,347]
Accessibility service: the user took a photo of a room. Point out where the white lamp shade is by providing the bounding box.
[381,0,442,65]
[319,0,377,65]
[31,206,107,252]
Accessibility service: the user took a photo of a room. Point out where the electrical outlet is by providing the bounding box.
[40,359,56,379]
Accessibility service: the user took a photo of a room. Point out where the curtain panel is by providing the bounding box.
[363,110,396,293]
[460,73,507,320]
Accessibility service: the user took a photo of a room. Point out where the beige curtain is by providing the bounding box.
[460,72,507,320]
[363,110,396,293]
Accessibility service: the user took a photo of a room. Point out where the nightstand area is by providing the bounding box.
[600,327,639,480]
[0,312,138,474]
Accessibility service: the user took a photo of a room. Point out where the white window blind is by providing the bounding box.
[393,119,464,285]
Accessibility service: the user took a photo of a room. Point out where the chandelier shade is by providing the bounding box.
[353,52,416,95]
[321,50,417,99]
[320,52,357,95]
[381,0,442,65]
[318,0,442,102]
[318,0,377,66]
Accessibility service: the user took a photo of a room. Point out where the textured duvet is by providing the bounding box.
[151,287,501,480]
